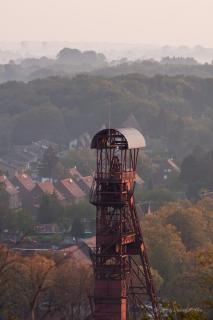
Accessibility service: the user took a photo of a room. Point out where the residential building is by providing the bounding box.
[0,175,21,209]
[31,181,65,208]
[12,174,35,209]
[152,158,181,188]
[57,178,86,203]
[69,167,93,193]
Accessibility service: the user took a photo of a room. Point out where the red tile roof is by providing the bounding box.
[60,178,85,199]
[37,181,65,201]
[81,175,93,189]
[61,245,91,265]
[0,175,18,195]
[69,167,83,181]
[15,174,35,192]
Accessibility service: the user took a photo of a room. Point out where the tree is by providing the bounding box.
[0,179,10,234]
[37,194,64,224]
[38,146,58,179]
[138,188,177,211]
[4,209,35,237]
[0,245,21,319]
[12,104,68,145]
[62,149,95,176]
[0,247,92,320]
[142,215,186,282]
[71,217,85,241]
[180,149,213,199]
[57,48,81,63]
[49,260,93,319]
[164,245,213,315]
[159,202,210,250]
[17,254,56,320]
[51,161,67,180]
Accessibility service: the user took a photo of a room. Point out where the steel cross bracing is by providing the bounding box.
[89,129,161,320]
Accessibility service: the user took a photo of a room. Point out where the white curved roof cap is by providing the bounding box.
[117,127,146,149]
[91,127,146,149]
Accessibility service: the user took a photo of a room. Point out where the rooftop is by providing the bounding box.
[91,127,146,150]
[61,178,86,199]
[81,175,93,189]
[69,167,83,181]
[14,174,35,192]
[37,181,65,201]
[0,175,18,195]
[60,245,91,266]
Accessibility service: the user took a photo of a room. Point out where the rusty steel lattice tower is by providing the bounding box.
[90,128,161,320]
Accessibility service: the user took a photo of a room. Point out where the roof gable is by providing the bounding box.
[61,178,85,199]
[0,175,18,195]
[15,174,35,192]
[37,181,65,201]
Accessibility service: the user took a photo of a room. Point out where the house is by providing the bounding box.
[152,158,181,188]
[57,178,86,203]
[61,244,92,266]
[81,175,93,192]
[0,175,21,209]
[31,181,65,208]
[69,167,93,193]
[12,174,35,209]
[69,167,83,181]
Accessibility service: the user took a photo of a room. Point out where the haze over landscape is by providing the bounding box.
[0,0,212,45]
[0,1,212,320]
[1,0,213,63]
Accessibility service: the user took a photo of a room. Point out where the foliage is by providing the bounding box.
[0,48,107,84]
[94,58,213,79]
[4,209,35,235]
[1,74,213,162]
[142,215,186,281]
[164,245,213,317]
[159,202,211,250]
[137,188,177,210]
[181,148,213,199]
[141,199,213,316]
[166,307,207,320]
[62,149,95,175]
[12,104,68,145]
[37,194,64,224]
[0,195,212,318]
[0,246,93,320]
[0,180,10,232]
[64,200,95,220]
[71,217,85,240]
[38,146,58,178]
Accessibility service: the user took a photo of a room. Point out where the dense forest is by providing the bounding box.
[1,73,213,162]
[94,58,213,78]
[2,47,213,83]
[0,48,107,83]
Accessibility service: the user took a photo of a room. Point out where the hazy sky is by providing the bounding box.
[0,0,212,46]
